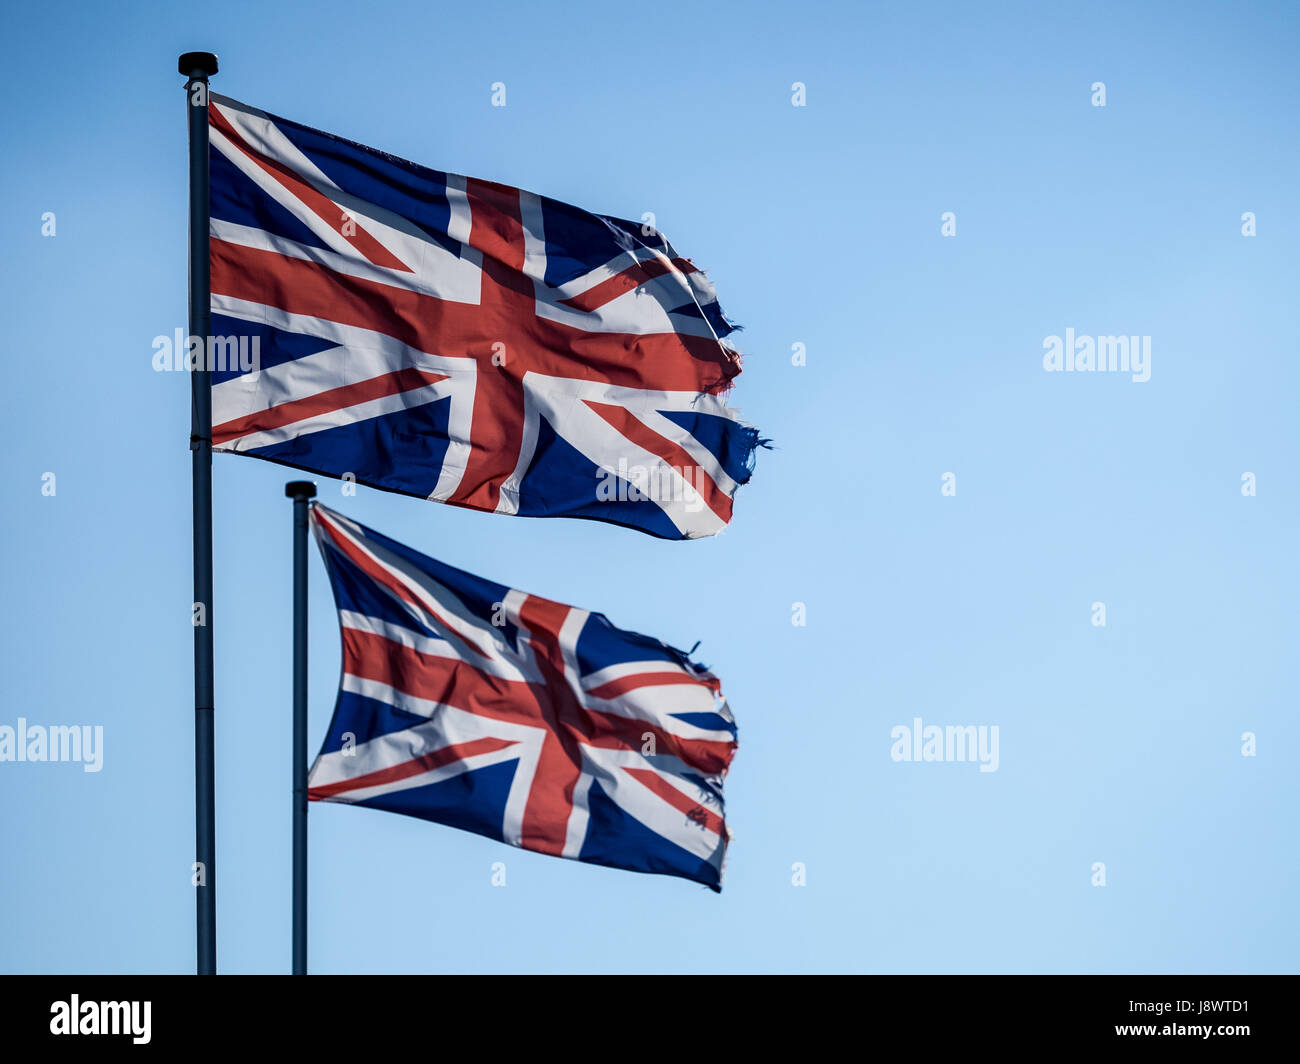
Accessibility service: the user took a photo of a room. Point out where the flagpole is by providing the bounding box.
[180,50,219,977]
[286,481,316,975]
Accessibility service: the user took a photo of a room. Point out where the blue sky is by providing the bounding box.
[1,0,1297,973]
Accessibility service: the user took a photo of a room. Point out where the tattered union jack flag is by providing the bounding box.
[306,504,738,890]
[207,94,761,539]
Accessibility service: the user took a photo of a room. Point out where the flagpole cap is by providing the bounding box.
[285,481,317,500]
[178,52,219,78]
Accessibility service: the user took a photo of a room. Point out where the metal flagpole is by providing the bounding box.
[286,481,317,975]
[180,49,220,977]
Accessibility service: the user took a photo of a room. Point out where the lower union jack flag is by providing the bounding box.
[307,504,738,890]
[207,94,761,539]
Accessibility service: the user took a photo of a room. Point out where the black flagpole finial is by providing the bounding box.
[178,52,219,77]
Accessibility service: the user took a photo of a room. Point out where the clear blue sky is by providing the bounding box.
[1,0,1296,974]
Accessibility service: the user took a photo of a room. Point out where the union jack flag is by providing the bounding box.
[207,94,761,539]
[306,504,738,890]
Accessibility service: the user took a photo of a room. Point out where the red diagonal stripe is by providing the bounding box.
[622,767,726,835]
[212,366,446,445]
[582,400,733,522]
[309,736,516,799]
[312,509,497,663]
[209,101,412,273]
[559,256,697,313]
